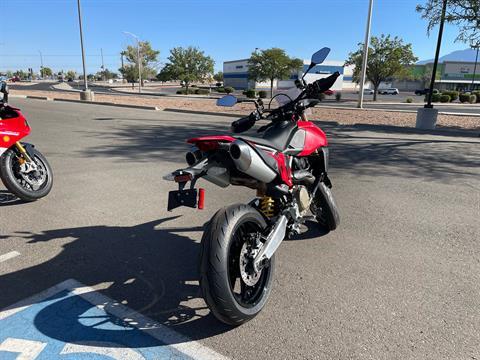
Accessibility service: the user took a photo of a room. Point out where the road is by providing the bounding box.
[1,99,479,359]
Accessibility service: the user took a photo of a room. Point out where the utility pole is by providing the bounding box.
[357,0,374,108]
[76,0,89,94]
[123,31,142,93]
[120,51,125,83]
[100,48,105,82]
[471,45,479,92]
[39,50,44,77]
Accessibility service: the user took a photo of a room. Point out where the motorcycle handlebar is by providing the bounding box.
[231,113,257,133]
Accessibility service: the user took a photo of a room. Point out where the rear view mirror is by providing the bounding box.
[217,95,237,107]
[311,47,330,66]
[0,81,8,94]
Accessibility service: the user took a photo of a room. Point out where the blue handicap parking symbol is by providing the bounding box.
[0,280,224,360]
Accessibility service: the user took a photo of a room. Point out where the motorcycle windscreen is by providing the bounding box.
[274,87,312,115]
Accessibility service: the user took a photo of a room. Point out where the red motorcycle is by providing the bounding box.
[165,48,340,325]
[0,82,53,201]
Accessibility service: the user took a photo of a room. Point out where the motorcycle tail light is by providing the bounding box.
[198,188,205,209]
[174,173,193,183]
[197,141,219,152]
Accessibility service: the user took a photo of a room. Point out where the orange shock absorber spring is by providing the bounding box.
[260,196,275,218]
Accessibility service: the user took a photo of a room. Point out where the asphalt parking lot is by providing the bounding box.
[1,99,479,359]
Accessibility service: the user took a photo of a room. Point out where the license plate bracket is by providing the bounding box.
[167,189,198,211]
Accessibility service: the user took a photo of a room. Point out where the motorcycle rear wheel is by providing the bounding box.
[0,147,53,202]
[199,204,275,326]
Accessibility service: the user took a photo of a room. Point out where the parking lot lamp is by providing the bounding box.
[471,45,479,92]
[416,0,447,129]
[123,32,142,93]
[357,0,374,109]
[76,0,88,91]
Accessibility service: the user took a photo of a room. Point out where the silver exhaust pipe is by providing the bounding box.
[229,140,276,183]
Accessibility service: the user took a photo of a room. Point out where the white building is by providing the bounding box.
[223,59,346,91]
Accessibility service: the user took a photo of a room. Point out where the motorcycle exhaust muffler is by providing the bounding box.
[229,140,276,183]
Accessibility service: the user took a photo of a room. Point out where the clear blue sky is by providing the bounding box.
[0,0,470,74]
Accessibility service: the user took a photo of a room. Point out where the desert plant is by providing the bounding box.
[244,89,256,98]
[258,90,267,98]
[195,88,209,95]
[215,87,225,93]
[469,94,477,103]
[405,97,413,103]
[473,91,480,103]
[335,92,342,101]
[440,94,451,103]
[224,86,235,94]
[443,90,459,101]
[459,93,471,103]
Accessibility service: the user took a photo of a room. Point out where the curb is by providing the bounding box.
[26,96,52,101]
[314,104,480,117]
[52,98,160,110]
[163,108,242,118]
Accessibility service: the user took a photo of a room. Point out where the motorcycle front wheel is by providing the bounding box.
[199,204,275,326]
[0,147,53,202]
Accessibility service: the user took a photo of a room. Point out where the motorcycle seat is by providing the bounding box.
[241,121,297,151]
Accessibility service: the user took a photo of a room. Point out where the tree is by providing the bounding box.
[40,67,52,78]
[96,68,117,81]
[14,70,28,80]
[248,48,303,98]
[66,70,77,80]
[213,71,223,83]
[345,35,418,101]
[158,46,214,93]
[119,42,159,85]
[417,0,480,46]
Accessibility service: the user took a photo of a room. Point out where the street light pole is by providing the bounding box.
[123,31,142,93]
[425,0,447,108]
[76,0,88,91]
[471,45,479,92]
[357,0,374,109]
[38,50,44,77]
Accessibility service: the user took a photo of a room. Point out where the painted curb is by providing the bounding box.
[163,108,242,118]
[52,98,159,110]
[26,96,52,101]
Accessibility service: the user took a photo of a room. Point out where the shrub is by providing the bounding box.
[443,90,459,101]
[176,88,196,95]
[215,87,225,93]
[459,93,471,103]
[335,92,342,101]
[318,93,326,101]
[224,86,234,94]
[195,88,209,95]
[405,97,413,103]
[215,82,222,87]
[426,93,441,102]
[244,89,256,98]
[258,90,267,98]
[190,84,197,88]
[470,94,477,104]
[440,94,451,103]
[472,91,480,103]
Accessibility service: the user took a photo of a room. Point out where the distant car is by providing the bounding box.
[9,76,21,82]
[356,88,374,95]
[414,88,439,96]
[324,89,334,96]
[378,88,399,95]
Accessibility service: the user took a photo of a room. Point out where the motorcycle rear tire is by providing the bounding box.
[199,204,275,326]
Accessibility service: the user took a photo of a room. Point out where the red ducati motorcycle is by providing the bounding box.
[0,82,53,201]
[165,48,340,325]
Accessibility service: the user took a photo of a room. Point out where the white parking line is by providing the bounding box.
[0,278,229,360]
[0,251,20,263]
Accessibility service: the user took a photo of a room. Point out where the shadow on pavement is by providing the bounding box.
[80,118,480,183]
[0,190,23,206]
[0,216,232,346]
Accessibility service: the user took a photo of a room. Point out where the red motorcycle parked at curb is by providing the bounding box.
[165,48,340,325]
[0,82,53,201]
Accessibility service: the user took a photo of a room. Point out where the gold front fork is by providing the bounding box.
[15,142,33,163]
